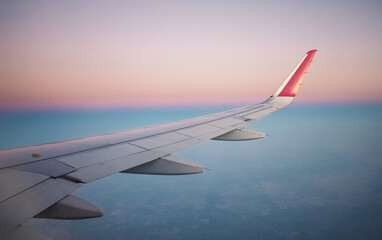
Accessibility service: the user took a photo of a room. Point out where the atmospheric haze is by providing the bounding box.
[1,0,382,110]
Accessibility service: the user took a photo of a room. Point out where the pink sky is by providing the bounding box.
[1,0,382,110]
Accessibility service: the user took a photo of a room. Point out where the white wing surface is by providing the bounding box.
[0,50,317,239]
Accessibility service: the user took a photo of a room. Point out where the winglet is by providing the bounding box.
[266,50,317,105]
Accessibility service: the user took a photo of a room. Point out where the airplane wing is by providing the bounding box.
[0,50,317,239]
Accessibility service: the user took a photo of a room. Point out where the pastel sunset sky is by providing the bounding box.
[1,0,381,109]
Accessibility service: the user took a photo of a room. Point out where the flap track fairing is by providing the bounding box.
[212,128,265,141]
[122,154,203,175]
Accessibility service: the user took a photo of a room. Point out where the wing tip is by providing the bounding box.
[306,49,317,55]
[265,50,317,104]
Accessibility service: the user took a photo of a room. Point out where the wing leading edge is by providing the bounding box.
[0,50,317,239]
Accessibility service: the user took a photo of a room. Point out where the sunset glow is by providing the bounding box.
[1,0,382,110]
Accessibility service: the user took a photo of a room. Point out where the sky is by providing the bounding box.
[1,0,382,110]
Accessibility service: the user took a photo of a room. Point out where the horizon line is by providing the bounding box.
[1,99,382,112]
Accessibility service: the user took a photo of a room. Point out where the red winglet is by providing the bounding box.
[278,50,317,97]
